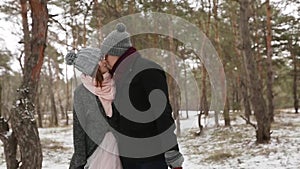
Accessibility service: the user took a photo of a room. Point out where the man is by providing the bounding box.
[100,23,184,169]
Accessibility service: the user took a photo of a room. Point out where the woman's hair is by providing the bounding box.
[94,66,103,87]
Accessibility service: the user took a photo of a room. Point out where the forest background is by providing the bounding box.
[0,0,299,168]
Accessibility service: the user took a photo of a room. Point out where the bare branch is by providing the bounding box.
[17,51,24,75]
[240,115,257,129]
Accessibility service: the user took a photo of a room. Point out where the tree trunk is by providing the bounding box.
[240,79,251,123]
[50,91,58,126]
[253,2,264,81]
[224,96,231,127]
[289,40,299,114]
[0,84,2,117]
[230,5,252,122]
[83,2,93,47]
[200,66,209,117]
[58,94,65,120]
[47,58,58,127]
[55,77,65,120]
[64,16,70,126]
[293,55,298,114]
[199,0,210,126]
[239,0,271,143]
[168,0,181,136]
[206,0,220,127]
[20,0,31,64]
[65,64,70,126]
[213,0,229,126]
[0,119,18,169]
[9,0,48,168]
[36,86,43,128]
[232,76,241,111]
[183,61,189,119]
[93,0,102,47]
[265,0,274,122]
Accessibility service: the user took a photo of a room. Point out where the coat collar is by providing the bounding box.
[110,47,137,76]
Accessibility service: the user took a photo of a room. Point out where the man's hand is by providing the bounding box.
[164,150,184,169]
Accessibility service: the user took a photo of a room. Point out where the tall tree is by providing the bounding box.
[265,0,274,122]
[201,0,211,125]
[92,0,103,47]
[290,40,299,114]
[8,0,48,168]
[183,60,189,118]
[213,0,230,126]
[168,0,181,136]
[225,0,252,122]
[46,57,58,126]
[239,0,271,143]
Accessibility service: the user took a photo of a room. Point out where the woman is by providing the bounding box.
[65,47,122,169]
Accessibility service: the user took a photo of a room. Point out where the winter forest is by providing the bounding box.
[0,0,299,168]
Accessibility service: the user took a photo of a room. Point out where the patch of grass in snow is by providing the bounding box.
[211,126,249,144]
[205,151,234,162]
[255,148,278,157]
[271,121,300,130]
[41,138,71,152]
[273,121,293,127]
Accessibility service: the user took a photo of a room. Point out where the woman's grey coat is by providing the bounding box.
[69,84,111,169]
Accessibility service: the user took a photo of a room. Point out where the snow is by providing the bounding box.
[0,110,300,169]
[15,100,21,106]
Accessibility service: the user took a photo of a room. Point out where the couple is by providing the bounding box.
[66,23,184,169]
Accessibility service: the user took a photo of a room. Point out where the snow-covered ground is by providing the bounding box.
[1,110,300,169]
[179,110,300,169]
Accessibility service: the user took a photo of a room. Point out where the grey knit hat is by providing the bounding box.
[100,23,132,57]
[65,48,102,77]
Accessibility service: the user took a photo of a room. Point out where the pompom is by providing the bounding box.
[65,52,77,65]
[116,23,126,32]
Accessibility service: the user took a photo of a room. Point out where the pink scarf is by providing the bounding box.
[80,72,115,117]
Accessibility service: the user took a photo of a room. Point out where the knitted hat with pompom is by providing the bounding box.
[65,48,102,77]
[100,23,132,57]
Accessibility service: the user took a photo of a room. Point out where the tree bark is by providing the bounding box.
[65,64,70,126]
[168,0,181,136]
[36,86,43,128]
[253,2,264,81]
[213,0,230,126]
[58,94,65,120]
[239,0,271,143]
[240,79,251,123]
[200,66,209,117]
[183,61,189,119]
[265,0,274,122]
[0,120,18,169]
[199,0,210,127]
[293,54,298,114]
[224,96,231,127]
[47,59,58,127]
[93,0,102,47]
[20,0,31,64]
[0,84,2,117]
[289,40,299,114]
[83,2,93,47]
[53,63,66,120]
[230,4,252,122]
[9,0,48,168]
[50,90,58,126]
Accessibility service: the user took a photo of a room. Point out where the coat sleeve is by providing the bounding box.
[140,68,179,152]
[69,107,87,169]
